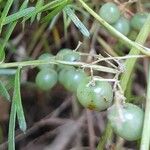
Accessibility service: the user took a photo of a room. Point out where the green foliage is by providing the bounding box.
[0,0,14,33]
[64,6,90,37]
[41,1,68,23]
[8,92,16,150]
[4,7,35,25]
[15,68,26,133]
[0,80,10,101]
[31,0,44,23]
[8,67,26,150]
[0,0,29,63]
[120,15,150,92]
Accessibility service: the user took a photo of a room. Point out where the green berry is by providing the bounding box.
[131,12,148,31]
[56,49,71,59]
[99,2,120,24]
[56,48,81,69]
[107,103,144,141]
[113,17,130,35]
[77,77,113,111]
[63,68,88,93]
[36,69,58,91]
[38,53,55,70]
[58,66,74,85]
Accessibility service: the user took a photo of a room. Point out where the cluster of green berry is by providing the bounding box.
[36,53,57,91]
[35,48,144,141]
[35,49,113,112]
[99,2,148,36]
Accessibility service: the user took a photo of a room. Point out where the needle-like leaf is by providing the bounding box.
[0,80,10,101]
[14,67,27,132]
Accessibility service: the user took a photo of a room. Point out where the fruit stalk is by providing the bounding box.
[0,59,118,74]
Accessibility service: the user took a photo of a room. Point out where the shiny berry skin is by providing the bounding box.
[77,77,113,111]
[63,68,88,93]
[107,103,144,141]
[99,2,120,24]
[35,69,58,91]
[56,49,71,60]
[113,17,130,36]
[56,49,81,70]
[56,48,81,69]
[58,66,74,86]
[131,12,148,31]
[56,49,81,61]
[38,53,55,70]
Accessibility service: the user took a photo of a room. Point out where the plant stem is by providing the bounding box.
[140,62,150,150]
[0,69,16,75]
[0,59,118,74]
[120,15,150,93]
[97,36,118,57]
[78,0,150,56]
[8,98,16,150]
[96,122,113,150]
[0,124,3,143]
